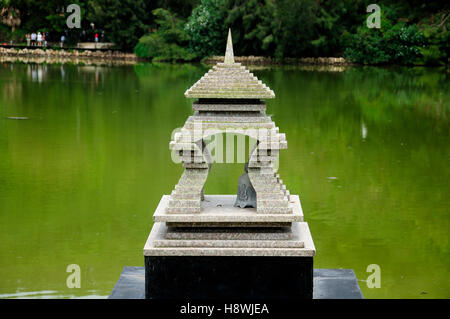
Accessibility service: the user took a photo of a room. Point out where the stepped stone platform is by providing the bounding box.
[154,194,303,227]
[144,221,314,256]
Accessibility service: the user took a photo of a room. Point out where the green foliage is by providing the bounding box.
[86,0,148,50]
[184,0,367,59]
[272,0,317,59]
[0,0,448,64]
[419,17,450,65]
[185,0,227,57]
[420,45,445,66]
[355,26,425,64]
[344,5,449,65]
[0,23,26,43]
[146,0,200,20]
[344,13,427,65]
[134,9,196,62]
[222,0,275,56]
[388,24,426,64]
[344,29,390,64]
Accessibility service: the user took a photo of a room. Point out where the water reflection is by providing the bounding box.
[361,121,367,140]
[27,64,47,83]
[1,62,110,101]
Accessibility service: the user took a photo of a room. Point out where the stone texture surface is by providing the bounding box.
[224,28,235,64]
[108,266,146,299]
[154,238,304,248]
[165,222,292,227]
[143,221,315,257]
[313,269,364,299]
[168,115,291,214]
[152,223,305,248]
[164,226,293,240]
[192,101,266,111]
[184,64,275,99]
[184,29,274,100]
[154,195,303,224]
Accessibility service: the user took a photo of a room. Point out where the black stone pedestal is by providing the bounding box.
[145,256,313,299]
[109,266,364,299]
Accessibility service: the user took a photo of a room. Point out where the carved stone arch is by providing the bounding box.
[167,129,291,214]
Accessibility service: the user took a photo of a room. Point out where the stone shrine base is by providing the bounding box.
[142,194,317,299]
[153,195,304,227]
[109,267,364,299]
[144,222,314,256]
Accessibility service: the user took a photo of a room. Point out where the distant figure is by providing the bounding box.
[95,33,98,44]
[31,32,36,46]
[101,30,105,43]
[37,32,42,46]
[234,163,257,208]
[60,35,66,48]
[26,34,30,46]
[42,33,47,47]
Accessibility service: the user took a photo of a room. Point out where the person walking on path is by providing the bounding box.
[26,34,30,46]
[60,35,65,48]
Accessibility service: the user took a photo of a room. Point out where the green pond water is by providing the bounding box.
[0,62,448,299]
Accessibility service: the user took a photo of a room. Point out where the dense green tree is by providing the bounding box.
[185,0,227,57]
[1,0,449,63]
[0,0,88,43]
[201,0,366,58]
[271,0,317,59]
[86,0,148,50]
[134,8,196,61]
[309,1,365,56]
[223,0,275,56]
[147,0,200,20]
[344,4,448,65]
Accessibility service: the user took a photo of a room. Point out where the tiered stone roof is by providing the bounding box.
[184,29,275,99]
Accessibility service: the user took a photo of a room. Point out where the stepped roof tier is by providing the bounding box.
[184,29,275,99]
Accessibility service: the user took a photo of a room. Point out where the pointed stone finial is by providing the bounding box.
[224,28,234,64]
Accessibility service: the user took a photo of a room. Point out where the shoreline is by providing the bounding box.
[1,48,447,69]
[203,55,351,66]
[0,47,350,67]
[0,47,138,66]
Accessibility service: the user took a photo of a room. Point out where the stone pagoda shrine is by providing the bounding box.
[143,29,316,299]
